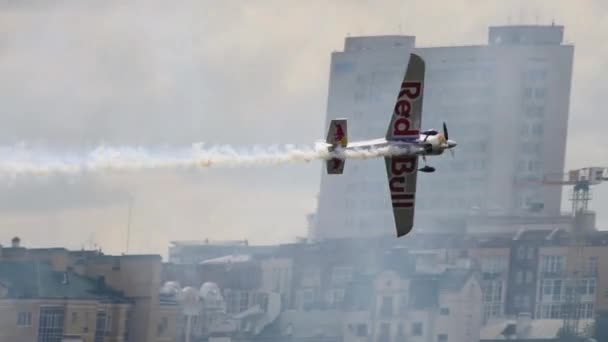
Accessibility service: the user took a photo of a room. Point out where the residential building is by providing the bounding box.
[480,314,594,341]
[0,238,178,342]
[469,243,510,323]
[313,24,574,240]
[0,260,131,342]
[341,268,483,342]
[162,254,282,341]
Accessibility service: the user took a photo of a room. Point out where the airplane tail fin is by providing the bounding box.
[325,118,348,175]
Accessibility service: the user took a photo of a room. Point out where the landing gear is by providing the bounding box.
[419,155,436,173]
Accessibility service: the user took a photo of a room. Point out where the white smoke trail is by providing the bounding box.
[0,143,414,178]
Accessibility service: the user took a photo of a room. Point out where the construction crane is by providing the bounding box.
[542,167,607,336]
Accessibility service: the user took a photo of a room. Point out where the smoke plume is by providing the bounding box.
[0,143,414,179]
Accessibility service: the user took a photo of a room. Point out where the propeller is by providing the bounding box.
[442,122,456,158]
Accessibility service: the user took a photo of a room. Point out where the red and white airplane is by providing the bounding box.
[321,53,457,237]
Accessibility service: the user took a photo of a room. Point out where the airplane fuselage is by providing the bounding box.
[338,133,454,157]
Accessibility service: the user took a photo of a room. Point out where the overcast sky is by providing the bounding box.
[0,0,606,257]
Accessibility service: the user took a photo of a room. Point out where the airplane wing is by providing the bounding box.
[384,53,425,237]
[385,53,425,142]
[385,156,418,237]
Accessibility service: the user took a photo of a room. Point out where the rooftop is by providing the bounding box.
[0,260,129,302]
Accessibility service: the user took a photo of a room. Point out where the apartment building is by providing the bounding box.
[313,24,574,240]
[0,238,178,342]
[342,268,483,342]
[162,254,283,341]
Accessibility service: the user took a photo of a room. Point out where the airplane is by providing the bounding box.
[320,53,457,238]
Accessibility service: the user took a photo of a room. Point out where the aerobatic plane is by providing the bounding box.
[321,53,457,237]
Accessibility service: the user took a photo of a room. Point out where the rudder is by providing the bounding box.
[325,119,348,174]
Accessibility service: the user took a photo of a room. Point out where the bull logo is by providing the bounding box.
[334,124,346,145]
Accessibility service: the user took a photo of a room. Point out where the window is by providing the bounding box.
[17,312,31,327]
[541,256,564,274]
[537,304,566,319]
[585,303,594,319]
[578,279,597,295]
[516,271,523,285]
[553,280,562,301]
[272,268,283,292]
[240,292,249,312]
[526,271,534,284]
[531,124,543,135]
[302,289,314,306]
[124,310,132,342]
[542,279,552,295]
[379,323,390,342]
[412,322,423,336]
[526,247,535,259]
[483,280,503,302]
[38,307,65,342]
[331,266,353,285]
[356,324,367,337]
[587,257,598,275]
[71,312,77,325]
[589,279,596,295]
[95,311,107,342]
[438,334,448,342]
[329,289,345,306]
[517,246,526,259]
[483,303,503,321]
[514,295,522,308]
[440,307,450,315]
[525,106,544,118]
[535,88,547,99]
[380,296,393,317]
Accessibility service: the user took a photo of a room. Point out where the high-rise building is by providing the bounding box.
[312,25,574,241]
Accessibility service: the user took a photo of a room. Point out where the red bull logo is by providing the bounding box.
[334,124,347,146]
[387,81,421,209]
[392,81,422,138]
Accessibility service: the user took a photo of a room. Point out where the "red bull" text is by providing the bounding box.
[388,80,422,209]
[389,157,417,208]
[392,81,421,138]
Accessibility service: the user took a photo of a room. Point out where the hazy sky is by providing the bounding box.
[0,0,606,257]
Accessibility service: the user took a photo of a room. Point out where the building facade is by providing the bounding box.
[0,239,178,342]
[312,24,574,240]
